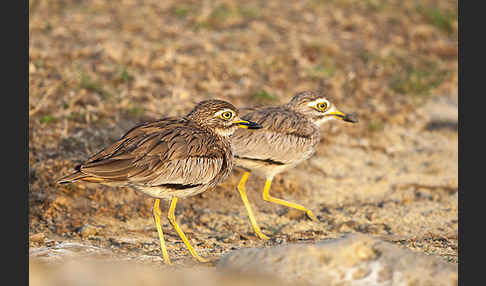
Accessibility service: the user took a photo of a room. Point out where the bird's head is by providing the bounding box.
[187,99,262,137]
[286,91,359,126]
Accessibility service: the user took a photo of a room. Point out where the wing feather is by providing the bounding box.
[78,117,227,188]
[231,107,319,164]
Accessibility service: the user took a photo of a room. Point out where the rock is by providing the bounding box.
[78,224,100,238]
[30,233,46,244]
[29,242,114,262]
[284,208,307,220]
[29,259,295,286]
[419,95,458,132]
[217,233,458,286]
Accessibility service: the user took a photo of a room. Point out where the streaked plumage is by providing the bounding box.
[59,118,233,199]
[57,99,262,264]
[231,106,320,178]
[230,91,358,239]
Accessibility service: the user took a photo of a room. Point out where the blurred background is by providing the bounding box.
[29,0,458,279]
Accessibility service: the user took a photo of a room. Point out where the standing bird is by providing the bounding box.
[230,91,358,239]
[57,99,262,264]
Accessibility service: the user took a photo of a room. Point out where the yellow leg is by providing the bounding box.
[262,179,318,222]
[153,199,171,264]
[168,197,208,263]
[236,172,270,240]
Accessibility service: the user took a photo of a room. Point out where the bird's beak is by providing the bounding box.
[233,119,263,129]
[327,110,359,123]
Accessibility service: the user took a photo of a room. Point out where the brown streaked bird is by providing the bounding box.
[57,99,262,264]
[230,91,358,240]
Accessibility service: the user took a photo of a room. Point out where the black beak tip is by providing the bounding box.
[247,121,263,129]
[343,112,359,123]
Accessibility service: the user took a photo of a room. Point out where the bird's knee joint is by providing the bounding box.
[167,214,176,224]
[153,208,162,217]
[237,184,245,192]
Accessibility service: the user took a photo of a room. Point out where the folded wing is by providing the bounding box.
[78,118,225,187]
[231,107,319,165]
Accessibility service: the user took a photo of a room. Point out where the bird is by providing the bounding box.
[56,99,262,264]
[229,91,358,240]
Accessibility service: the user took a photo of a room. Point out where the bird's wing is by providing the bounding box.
[230,107,319,164]
[79,118,226,187]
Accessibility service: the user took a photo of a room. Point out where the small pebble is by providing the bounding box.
[78,224,99,238]
[30,233,45,243]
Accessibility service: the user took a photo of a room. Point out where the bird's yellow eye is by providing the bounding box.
[220,111,233,120]
[316,102,328,111]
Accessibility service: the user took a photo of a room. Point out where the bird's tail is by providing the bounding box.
[56,170,91,184]
[57,171,108,184]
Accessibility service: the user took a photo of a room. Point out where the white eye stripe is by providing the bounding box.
[307,99,331,112]
[215,109,235,119]
[307,99,330,107]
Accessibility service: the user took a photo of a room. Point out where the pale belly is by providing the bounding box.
[234,148,316,180]
[132,184,211,200]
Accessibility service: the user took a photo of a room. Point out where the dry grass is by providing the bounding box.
[29,0,458,264]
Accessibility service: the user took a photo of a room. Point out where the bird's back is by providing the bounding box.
[58,117,233,199]
[230,105,320,177]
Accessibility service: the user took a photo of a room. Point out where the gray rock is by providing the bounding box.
[217,233,458,286]
[29,259,295,286]
[78,224,101,238]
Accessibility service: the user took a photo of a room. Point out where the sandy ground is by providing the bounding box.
[29,0,458,268]
[29,94,458,266]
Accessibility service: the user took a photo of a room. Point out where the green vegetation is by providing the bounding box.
[194,3,261,30]
[65,112,84,122]
[79,73,112,98]
[416,4,457,34]
[79,73,102,92]
[116,66,134,83]
[307,65,336,79]
[44,21,53,31]
[172,6,190,18]
[358,50,374,64]
[368,119,385,132]
[126,105,145,117]
[365,0,387,12]
[238,5,261,19]
[251,90,277,101]
[210,4,232,22]
[390,60,447,98]
[39,115,56,124]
